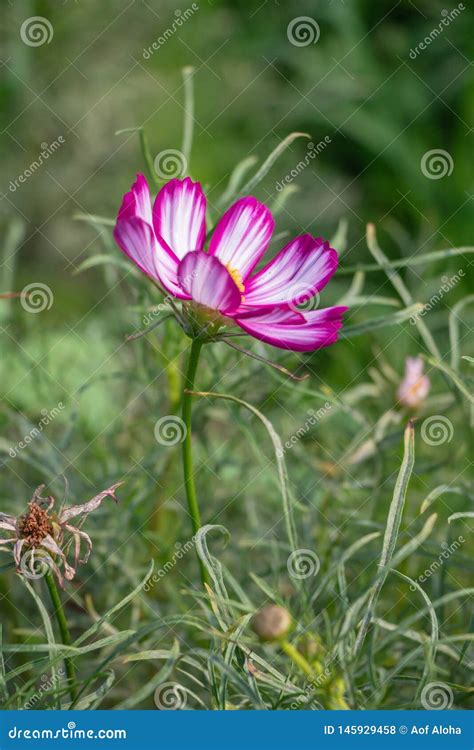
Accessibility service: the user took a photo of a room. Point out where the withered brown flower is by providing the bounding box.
[0,482,122,587]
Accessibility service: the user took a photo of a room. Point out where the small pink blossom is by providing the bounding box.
[113,175,347,352]
[397,357,430,409]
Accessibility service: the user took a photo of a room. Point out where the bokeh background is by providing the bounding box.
[0,0,472,710]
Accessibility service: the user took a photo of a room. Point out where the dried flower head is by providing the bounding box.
[0,482,122,587]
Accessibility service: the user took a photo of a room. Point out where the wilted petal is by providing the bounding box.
[59,482,122,525]
[0,516,17,531]
[13,539,25,567]
[64,524,93,566]
[42,535,75,583]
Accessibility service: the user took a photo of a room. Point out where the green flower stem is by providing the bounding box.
[45,572,78,703]
[280,639,315,679]
[181,338,209,588]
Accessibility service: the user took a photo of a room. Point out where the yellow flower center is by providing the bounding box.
[226,264,245,294]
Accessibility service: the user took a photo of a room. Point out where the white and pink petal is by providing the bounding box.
[117,173,153,224]
[235,305,348,352]
[153,178,206,260]
[209,197,274,280]
[178,252,242,314]
[243,235,338,308]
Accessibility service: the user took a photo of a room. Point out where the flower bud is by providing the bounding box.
[251,605,292,641]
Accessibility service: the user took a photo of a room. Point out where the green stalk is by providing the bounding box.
[181,339,209,587]
[45,572,78,703]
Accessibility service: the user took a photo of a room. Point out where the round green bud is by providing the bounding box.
[251,605,292,641]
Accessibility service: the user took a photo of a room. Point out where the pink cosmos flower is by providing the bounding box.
[113,175,347,352]
[397,356,431,409]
